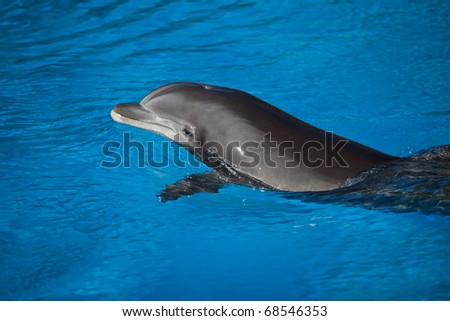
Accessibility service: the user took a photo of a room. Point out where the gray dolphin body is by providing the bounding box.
[111,82,398,200]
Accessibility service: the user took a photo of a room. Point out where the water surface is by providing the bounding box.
[0,0,449,300]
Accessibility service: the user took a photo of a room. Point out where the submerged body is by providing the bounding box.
[111,82,398,195]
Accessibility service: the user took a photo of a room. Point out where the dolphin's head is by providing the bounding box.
[111,83,202,145]
[111,82,239,147]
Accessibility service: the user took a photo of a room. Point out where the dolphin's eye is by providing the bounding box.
[182,127,193,137]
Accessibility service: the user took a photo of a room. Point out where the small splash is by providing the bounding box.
[411,145,450,161]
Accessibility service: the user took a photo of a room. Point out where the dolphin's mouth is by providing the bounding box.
[111,103,178,140]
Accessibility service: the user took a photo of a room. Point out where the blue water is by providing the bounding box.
[1,0,449,300]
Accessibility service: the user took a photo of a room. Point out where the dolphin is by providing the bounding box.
[111,82,399,201]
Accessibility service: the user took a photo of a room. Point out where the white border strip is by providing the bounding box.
[0,301,449,321]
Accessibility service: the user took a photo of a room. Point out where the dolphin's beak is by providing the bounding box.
[111,103,156,123]
[111,102,178,140]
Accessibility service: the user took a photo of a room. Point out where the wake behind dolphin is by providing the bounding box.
[111,82,449,214]
[283,145,450,215]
